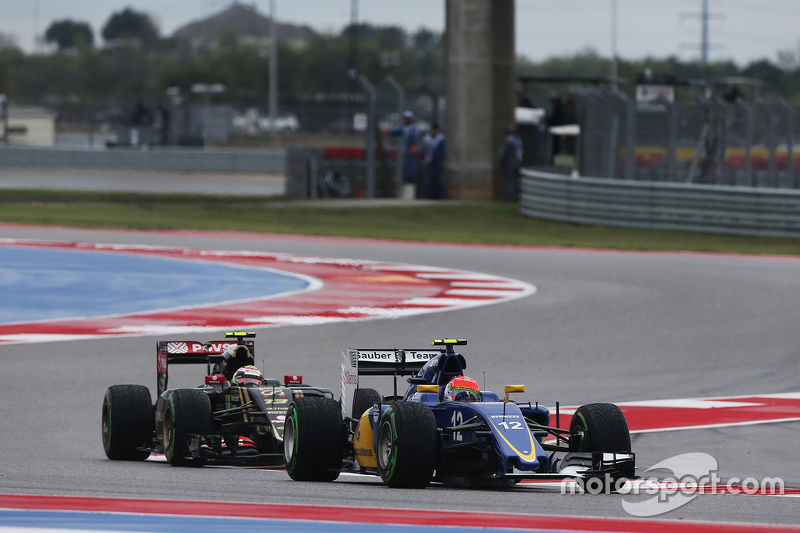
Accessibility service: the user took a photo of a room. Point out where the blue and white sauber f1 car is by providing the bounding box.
[284,339,635,488]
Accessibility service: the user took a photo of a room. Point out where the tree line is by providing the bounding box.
[0,7,444,113]
[518,47,800,105]
[1,6,799,116]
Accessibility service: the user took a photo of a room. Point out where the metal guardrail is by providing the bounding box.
[0,145,285,174]
[520,168,800,238]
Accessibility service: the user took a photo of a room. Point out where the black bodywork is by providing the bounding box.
[151,334,334,465]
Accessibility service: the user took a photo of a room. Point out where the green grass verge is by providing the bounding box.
[1,189,799,255]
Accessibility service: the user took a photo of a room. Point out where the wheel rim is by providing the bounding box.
[283,413,296,463]
[164,409,174,455]
[574,412,589,450]
[377,421,393,470]
[101,403,110,447]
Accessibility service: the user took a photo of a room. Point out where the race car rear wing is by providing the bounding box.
[156,334,256,396]
[341,347,441,419]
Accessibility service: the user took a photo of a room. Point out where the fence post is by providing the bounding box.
[607,115,619,179]
[623,93,636,181]
[715,101,727,185]
[665,98,678,181]
[739,100,754,187]
[309,155,319,199]
[572,90,599,177]
[686,123,708,184]
[778,99,793,188]
[385,75,405,197]
[0,94,8,144]
[757,100,778,187]
[348,69,377,198]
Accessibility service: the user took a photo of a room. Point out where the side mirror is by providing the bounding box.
[504,384,525,403]
[284,374,303,386]
[417,384,439,403]
[205,375,226,385]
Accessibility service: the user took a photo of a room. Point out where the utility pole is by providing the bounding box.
[268,0,278,137]
[34,0,40,52]
[349,0,359,72]
[347,0,359,137]
[610,0,618,82]
[681,0,721,65]
[700,0,709,64]
[1,94,8,144]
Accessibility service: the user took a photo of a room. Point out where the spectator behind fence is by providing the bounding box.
[422,123,447,199]
[154,104,170,146]
[497,125,523,202]
[129,100,151,147]
[383,110,420,199]
[547,96,566,159]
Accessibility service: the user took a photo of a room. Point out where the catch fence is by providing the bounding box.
[570,88,798,189]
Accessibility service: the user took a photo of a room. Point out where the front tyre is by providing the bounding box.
[284,397,343,481]
[569,402,632,494]
[102,384,153,461]
[163,389,213,466]
[376,402,438,488]
[569,403,631,453]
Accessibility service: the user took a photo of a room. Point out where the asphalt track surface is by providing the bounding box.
[1,224,799,529]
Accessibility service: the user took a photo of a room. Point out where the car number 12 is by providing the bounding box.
[451,411,464,441]
[498,421,524,430]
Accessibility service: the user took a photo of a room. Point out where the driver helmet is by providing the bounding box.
[231,365,263,386]
[443,376,481,402]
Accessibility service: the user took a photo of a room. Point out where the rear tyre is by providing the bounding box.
[569,403,631,452]
[352,387,381,419]
[163,389,213,466]
[284,397,343,481]
[376,402,438,488]
[102,384,153,461]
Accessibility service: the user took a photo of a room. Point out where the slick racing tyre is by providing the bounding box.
[284,397,343,481]
[569,403,631,494]
[376,402,438,488]
[569,403,631,453]
[102,384,153,461]
[163,389,213,466]
[352,387,381,419]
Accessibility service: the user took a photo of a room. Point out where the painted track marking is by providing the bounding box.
[547,392,800,438]
[0,239,534,344]
[0,244,311,323]
[2,495,800,533]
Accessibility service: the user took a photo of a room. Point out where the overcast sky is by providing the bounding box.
[1,1,799,66]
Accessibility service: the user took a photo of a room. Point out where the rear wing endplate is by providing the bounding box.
[340,348,441,419]
[156,339,255,396]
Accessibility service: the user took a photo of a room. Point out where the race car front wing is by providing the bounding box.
[499,451,636,484]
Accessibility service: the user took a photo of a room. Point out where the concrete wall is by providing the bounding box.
[0,146,285,174]
[446,0,516,200]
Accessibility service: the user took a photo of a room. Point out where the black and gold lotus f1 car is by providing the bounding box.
[101,332,334,466]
